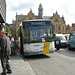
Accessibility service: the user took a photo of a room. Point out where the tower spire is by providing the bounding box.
[38,3,43,19]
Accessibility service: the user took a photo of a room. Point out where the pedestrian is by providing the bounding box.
[11,37,15,55]
[5,32,10,37]
[0,31,12,75]
[10,39,14,55]
[0,33,2,58]
[5,33,14,55]
[15,42,20,56]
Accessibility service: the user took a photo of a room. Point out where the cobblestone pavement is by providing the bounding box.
[0,55,36,75]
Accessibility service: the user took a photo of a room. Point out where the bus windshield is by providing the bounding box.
[23,23,53,43]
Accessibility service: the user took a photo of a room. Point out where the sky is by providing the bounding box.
[6,0,75,26]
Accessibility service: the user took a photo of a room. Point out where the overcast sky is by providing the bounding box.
[6,0,75,26]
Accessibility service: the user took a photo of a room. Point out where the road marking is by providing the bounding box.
[55,52,75,60]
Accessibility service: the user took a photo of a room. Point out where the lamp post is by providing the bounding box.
[14,23,16,55]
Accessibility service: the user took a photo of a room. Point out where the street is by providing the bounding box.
[0,48,75,75]
[0,0,75,75]
[24,48,75,75]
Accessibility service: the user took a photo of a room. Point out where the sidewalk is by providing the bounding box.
[0,55,36,75]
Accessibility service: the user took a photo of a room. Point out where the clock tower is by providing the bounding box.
[38,4,43,19]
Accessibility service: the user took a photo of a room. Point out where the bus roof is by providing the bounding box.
[22,19,53,26]
[55,34,64,36]
[23,19,52,22]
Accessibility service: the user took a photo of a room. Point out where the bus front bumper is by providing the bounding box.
[23,49,55,56]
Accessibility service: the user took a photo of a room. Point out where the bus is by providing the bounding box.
[19,20,55,56]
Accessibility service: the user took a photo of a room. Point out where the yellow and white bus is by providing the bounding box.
[20,19,55,56]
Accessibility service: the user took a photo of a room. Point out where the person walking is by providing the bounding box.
[0,31,12,75]
[5,33,10,37]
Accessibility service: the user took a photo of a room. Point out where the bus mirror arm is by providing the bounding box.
[53,34,55,39]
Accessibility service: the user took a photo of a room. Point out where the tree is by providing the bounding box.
[16,28,20,36]
[6,27,11,34]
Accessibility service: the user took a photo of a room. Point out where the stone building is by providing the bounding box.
[72,23,75,31]
[12,9,37,37]
[65,24,73,34]
[12,4,67,37]
[51,11,66,34]
[65,23,75,34]
[38,4,43,19]
[12,4,43,37]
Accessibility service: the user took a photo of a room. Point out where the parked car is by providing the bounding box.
[54,37,60,50]
[67,31,75,50]
[54,34,67,50]
[64,34,69,41]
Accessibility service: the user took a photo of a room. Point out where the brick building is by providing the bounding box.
[72,23,75,31]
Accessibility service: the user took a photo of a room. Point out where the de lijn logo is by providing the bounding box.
[41,46,48,49]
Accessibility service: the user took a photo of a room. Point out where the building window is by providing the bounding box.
[30,17,32,20]
[63,27,64,31]
[53,26,55,30]
[58,26,60,30]
[56,24,58,32]
[55,19,58,22]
